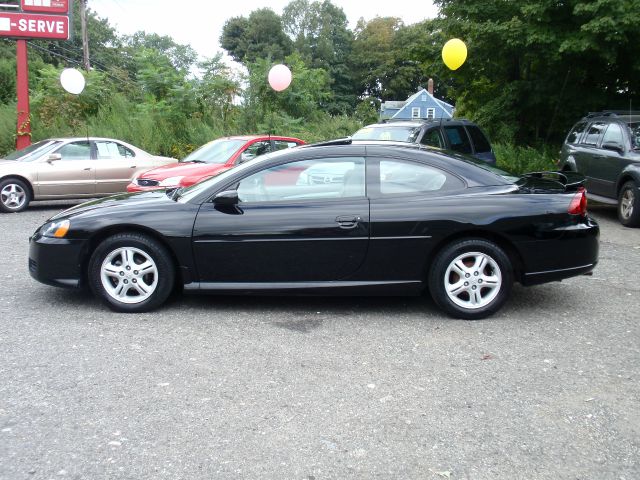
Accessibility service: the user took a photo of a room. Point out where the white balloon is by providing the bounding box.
[60,68,86,95]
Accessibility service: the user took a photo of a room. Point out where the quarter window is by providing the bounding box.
[379,159,464,195]
[237,157,365,203]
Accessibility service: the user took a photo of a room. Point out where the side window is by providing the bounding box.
[582,122,606,146]
[601,123,624,146]
[466,125,492,153]
[630,122,640,149]
[237,157,365,203]
[443,126,473,154]
[566,121,588,144]
[56,141,91,160]
[420,129,444,148]
[95,141,129,160]
[241,141,271,162]
[273,140,300,151]
[379,159,464,195]
[117,144,135,158]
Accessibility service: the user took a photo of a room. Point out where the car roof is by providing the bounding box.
[360,118,476,129]
[583,112,640,123]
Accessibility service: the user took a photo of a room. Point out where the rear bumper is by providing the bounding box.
[519,216,600,285]
[29,233,86,289]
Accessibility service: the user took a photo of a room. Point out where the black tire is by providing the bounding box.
[0,177,31,213]
[617,181,640,227]
[428,238,513,320]
[88,233,175,313]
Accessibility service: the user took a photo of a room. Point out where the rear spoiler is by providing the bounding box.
[521,171,586,191]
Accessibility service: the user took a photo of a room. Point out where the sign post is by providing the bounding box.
[1,0,71,149]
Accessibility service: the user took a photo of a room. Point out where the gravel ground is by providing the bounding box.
[0,202,638,480]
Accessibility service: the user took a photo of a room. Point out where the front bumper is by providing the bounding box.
[29,232,86,289]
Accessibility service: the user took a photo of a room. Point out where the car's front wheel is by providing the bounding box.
[429,239,513,320]
[0,178,31,213]
[88,233,175,313]
[618,180,640,227]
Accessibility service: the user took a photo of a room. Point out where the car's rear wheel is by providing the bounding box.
[88,233,175,313]
[0,178,31,213]
[618,181,640,227]
[429,238,513,320]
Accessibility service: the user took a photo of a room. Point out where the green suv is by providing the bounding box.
[559,111,640,226]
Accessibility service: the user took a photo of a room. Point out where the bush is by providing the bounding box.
[493,143,558,175]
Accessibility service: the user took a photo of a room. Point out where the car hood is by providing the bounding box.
[137,162,228,180]
[50,190,172,221]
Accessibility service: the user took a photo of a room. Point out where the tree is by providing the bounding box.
[220,9,292,64]
[434,0,640,144]
[282,0,357,113]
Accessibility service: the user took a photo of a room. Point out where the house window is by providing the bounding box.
[412,107,421,118]
[426,108,435,119]
[421,94,427,101]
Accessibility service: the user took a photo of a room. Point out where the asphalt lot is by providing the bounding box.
[1,202,638,480]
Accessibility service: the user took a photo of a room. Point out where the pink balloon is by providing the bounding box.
[268,64,292,92]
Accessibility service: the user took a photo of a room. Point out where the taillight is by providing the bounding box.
[568,187,587,216]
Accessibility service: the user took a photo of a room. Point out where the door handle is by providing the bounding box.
[336,215,361,229]
[83,167,92,171]
[130,165,137,168]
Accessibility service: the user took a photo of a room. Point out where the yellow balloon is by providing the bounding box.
[442,38,467,70]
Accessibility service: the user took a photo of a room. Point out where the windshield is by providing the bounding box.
[352,126,421,142]
[181,139,246,164]
[4,140,60,162]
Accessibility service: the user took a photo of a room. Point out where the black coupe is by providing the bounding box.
[29,140,599,319]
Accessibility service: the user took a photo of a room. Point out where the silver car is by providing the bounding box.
[0,137,176,212]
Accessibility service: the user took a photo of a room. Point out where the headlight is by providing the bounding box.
[159,176,185,187]
[42,219,70,238]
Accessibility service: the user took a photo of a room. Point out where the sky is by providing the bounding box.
[88,0,439,61]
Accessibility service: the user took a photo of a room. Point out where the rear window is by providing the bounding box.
[466,125,491,153]
[566,121,588,144]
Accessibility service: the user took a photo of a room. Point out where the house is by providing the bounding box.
[380,79,454,121]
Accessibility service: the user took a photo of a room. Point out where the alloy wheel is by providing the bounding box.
[620,188,635,220]
[1,183,27,210]
[100,247,158,304]
[444,251,502,310]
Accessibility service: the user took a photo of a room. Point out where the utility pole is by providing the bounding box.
[80,0,90,71]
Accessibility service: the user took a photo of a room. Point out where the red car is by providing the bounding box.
[127,135,305,192]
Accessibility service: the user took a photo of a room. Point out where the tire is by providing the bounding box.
[617,181,640,227]
[428,238,513,320]
[88,233,175,313]
[0,178,31,213]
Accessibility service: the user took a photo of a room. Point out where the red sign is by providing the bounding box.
[21,0,69,14]
[0,12,69,39]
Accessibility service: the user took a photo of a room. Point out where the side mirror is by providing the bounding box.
[47,153,62,163]
[213,190,239,206]
[601,141,624,154]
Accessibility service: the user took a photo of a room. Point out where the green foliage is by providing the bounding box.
[493,143,558,175]
[220,9,292,63]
